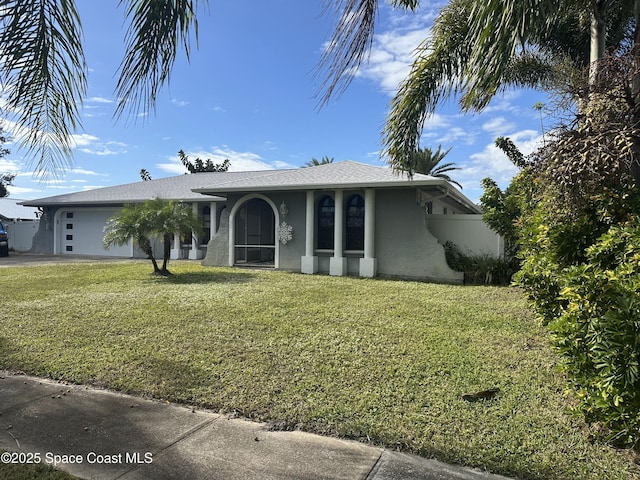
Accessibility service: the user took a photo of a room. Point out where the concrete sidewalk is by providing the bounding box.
[0,372,513,480]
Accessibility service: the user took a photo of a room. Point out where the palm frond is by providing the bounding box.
[115,0,205,120]
[315,0,419,107]
[0,0,86,178]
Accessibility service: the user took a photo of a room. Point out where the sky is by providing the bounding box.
[2,0,550,204]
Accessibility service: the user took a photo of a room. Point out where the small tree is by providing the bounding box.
[0,126,14,198]
[178,150,230,173]
[104,198,202,275]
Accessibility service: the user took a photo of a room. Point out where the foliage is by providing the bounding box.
[103,198,202,275]
[401,145,462,188]
[550,223,640,447]
[303,156,334,167]
[514,53,640,448]
[139,168,152,181]
[376,0,635,172]
[0,126,14,198]
[443,241,517,285]
[0,0,203,176]
[1,262,638,479]
[178,149,230,173]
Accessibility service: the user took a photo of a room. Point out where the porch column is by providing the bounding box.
[209,202,217,242]
[170,233,181,259]
[330,189,347,276]
[360,188,377,277]
[301,190,318,274]
[189,203,203,259]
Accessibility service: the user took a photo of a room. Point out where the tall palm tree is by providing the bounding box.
[408,146,462,188]
[319,0,637,171]
[0,0,204,177]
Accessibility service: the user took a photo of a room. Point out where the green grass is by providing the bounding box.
[0,451,77,480]
[0,261,638,479]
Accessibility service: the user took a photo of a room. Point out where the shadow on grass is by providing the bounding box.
[159,268,258,285]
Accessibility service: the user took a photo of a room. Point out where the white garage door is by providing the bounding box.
[59,209,132,257]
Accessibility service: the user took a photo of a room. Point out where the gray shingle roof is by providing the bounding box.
[20,172,238,207]
[193,160,443,193]
[20,161,480,213]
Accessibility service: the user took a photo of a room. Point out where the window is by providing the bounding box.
[66,245,73,252]
[66,235,73,241]
[317,195,334,249]
[346,194,364,250]
[66,224,73,230]
[66,212,73,219]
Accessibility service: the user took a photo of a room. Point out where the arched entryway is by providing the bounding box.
[233,197,276,266]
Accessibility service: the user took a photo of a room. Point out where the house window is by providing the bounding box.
[66,224,73,230]
[317,195,334,249]
[66,235,73,241]
[66,212,74,219]
[66,245,73,252]
[345,194,365,250]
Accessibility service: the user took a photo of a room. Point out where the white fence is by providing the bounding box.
[5,220,39,252]
[427,214,503,258]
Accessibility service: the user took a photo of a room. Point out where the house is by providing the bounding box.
[0,198,40,251]
[22,161,501,283]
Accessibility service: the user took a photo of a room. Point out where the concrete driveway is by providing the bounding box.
[0,252,137,268]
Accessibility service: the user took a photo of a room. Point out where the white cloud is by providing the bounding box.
[86,96,114,104]
[70,133,100,147]
[171,98,189,107]
[0,158,21,173]
[481,117,516,137]
[69,167,105,176]
[460,129,543,189]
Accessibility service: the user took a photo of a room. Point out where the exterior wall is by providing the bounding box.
[203,188,465,283]
[202,192,306,271]
[375,189,463,283]
[3,220,39,251]
[426,214,503,258]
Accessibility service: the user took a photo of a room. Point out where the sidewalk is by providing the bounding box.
[0,372,514,480]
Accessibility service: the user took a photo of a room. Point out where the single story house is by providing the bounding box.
[22,161,501,283]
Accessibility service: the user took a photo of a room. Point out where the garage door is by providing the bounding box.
[59,209,132,257]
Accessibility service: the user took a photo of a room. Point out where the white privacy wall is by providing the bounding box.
[4,220,39,251]
[426,214,504,258]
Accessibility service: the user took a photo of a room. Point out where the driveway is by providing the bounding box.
[0,252,137,268]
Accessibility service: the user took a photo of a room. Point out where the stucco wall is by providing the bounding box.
[4,220,39,251]
[203,188,465,283]
[375,189,462,283]
[426,214,503,258]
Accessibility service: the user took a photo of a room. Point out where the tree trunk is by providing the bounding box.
[161,232,172,274]
[589,1,607,87]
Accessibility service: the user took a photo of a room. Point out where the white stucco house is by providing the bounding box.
[22,161,502,283]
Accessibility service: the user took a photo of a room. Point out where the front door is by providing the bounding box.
[234,198,275,266]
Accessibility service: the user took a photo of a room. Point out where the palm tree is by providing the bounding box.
[0,0,203,177]
[408,146,462,189]
[302,156,334,167]
[319,0,637,171]
[103,198,201,275]
[103,202,163,274]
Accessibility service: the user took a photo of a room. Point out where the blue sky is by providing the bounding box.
[3,0,548,203]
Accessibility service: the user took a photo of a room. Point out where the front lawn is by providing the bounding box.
[0,262,637,479]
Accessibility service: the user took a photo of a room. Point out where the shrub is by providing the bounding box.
[549,223,640,446]
[443,242,517,285]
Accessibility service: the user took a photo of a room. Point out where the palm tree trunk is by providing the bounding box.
[161,232,172,274]
[589,1,607,87]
